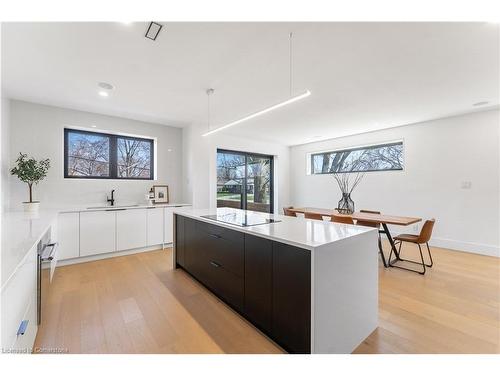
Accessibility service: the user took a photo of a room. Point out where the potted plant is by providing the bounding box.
[10,153,50,212]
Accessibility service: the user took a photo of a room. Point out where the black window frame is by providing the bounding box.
[310,141,404,175]
[217,149,274,214]
[64,128,155,180]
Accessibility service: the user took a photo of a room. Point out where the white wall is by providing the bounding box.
[1,97,10,212]
[182,123,290,213]
[289,109,500,257]
[7,100,183,209]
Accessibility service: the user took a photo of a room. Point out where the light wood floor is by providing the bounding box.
[34,244,500,354]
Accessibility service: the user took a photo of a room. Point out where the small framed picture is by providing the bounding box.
[153,185,169,204]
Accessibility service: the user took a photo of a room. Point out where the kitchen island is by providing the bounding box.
[173,207,379,354]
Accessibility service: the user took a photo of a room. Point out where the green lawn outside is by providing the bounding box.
[217,192,254,201]
[217,192,271,204]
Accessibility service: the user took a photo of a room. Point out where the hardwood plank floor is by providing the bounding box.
[354,243,500,354]
[34,244,500,354]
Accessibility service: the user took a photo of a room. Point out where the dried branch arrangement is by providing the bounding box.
[332,170,365,195]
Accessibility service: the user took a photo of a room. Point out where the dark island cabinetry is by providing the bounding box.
[174,214,311,353]
[244,235,273,334]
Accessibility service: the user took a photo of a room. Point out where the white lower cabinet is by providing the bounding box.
[147,207,164,246]
[164,207,175,244]
[117,209,147,251]
[80,210,116,256]
[164,206,190,244]
[57,212,80,260]
[58,205,190,261]
[1,245,38,353]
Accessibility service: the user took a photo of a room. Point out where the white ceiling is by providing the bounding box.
[2,22,499,145]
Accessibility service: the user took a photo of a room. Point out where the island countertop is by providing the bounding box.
[174,207,376,251]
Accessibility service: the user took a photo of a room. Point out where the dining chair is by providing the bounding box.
[283,206,296,217]
[304,212,325,221]
[389,219,435,275]
[356,209,386,267]
[331,214,354,225]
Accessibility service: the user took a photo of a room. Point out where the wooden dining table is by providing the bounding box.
[289,207,422,268]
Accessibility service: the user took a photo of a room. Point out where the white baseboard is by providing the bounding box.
[428,237,499,258]
[388,230,499,257]
[57,243,173,267]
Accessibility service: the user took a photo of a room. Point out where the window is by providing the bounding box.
[217,149,274,213]
[64,128,154,180]
[311,141,403,174]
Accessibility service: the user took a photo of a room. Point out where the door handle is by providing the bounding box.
[17,320,29,336]
[210,260,221,268]
[41,242,58,262]
[209,233,221,239]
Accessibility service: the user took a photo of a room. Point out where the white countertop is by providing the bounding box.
[1,209,59,288]
[175,207,376,251]
[58,202,191,213]
[1,202,190,288]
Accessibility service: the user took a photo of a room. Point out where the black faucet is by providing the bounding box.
[107,189,115,206]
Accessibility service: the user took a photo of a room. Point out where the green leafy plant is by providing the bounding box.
[10,153,50,203]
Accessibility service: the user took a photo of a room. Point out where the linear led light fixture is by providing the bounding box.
[202,90,311,137]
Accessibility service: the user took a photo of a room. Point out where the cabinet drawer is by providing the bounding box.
[196,221,244,277]
[205,260,244,312]
[196,220,244,245]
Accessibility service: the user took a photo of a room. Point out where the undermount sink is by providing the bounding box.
[86,204,140,209]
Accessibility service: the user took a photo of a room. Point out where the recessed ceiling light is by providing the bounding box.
[98,91,109,97]
[167,149,172,152]
[473,101,489,107]
[91,125,97,128]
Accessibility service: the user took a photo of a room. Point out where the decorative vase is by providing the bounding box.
[337,193,354,214]
[22,201,40,212]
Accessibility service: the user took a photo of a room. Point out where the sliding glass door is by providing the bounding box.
[217,149,274,213]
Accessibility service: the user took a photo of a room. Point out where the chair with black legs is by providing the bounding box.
[356,210,386,267]
[389,219,435,275]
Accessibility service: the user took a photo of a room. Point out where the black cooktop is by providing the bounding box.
[201,212,280,227]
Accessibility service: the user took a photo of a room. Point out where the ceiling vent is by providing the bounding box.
[145,22,163,41]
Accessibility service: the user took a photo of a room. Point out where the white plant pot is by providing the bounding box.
[23,201,40,212]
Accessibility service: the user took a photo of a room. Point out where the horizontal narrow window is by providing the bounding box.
[311,141,404,174]
[64,129,154,180]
